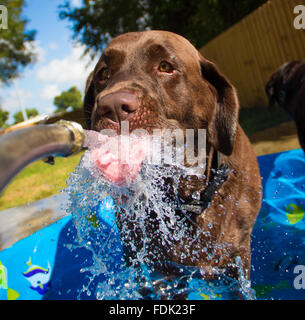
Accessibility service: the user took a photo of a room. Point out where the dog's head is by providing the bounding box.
[265,60,305,111]
[84,30,239,156]
[265,62,288,109]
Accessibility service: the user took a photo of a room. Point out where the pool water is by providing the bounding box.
[251,149,305,299]
[1,149,305,300]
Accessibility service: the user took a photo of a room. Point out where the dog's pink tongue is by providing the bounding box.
[90,135,149,185]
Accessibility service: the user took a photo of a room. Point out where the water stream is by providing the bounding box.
[62,132,255,300]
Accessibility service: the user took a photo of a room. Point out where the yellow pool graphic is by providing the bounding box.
[286,204,305,224]
[0,261,19,300]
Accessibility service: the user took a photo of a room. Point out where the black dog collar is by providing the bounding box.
[177,150,229,217]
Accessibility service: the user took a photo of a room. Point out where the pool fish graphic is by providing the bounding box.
[23,257,51,295]
[0,261,19,300]
[286,204,305,224]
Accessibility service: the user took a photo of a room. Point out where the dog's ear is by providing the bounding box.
[199,54,239,156]
[84,71,95,129]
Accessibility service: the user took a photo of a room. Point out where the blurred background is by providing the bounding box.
[0,0,304,211]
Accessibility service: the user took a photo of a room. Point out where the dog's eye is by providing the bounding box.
[158,61,174,73]
[97,67,110,81]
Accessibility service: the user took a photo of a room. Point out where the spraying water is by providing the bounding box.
[62,130,256,300]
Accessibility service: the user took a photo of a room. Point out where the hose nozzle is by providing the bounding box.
[55,120,85,156]
[0,120,85,193]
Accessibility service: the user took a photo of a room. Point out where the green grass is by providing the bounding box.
[239,106,291,136]
[0,151,84,211]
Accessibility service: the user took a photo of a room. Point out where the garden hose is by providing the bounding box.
[0,120,85,194]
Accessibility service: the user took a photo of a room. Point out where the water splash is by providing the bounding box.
[63,133,255,300]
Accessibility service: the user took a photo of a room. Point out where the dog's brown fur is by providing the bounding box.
[266,60,305,153]
[84,31,262,281]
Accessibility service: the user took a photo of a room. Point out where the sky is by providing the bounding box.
[0,0,98,124]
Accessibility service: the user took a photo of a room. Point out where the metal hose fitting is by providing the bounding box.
[0,120,85,193]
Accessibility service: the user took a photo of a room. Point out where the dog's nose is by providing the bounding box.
[98,91,139,123]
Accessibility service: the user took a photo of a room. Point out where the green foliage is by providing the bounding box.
[0,106,9,128]
[0,0,36,84]
[53,86,82,113]
[13,107,38,124]
[59,0,267,53]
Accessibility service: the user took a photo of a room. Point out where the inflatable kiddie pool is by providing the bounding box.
[1,149,305,300]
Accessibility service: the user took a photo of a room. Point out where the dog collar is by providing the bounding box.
[176,150,229,217]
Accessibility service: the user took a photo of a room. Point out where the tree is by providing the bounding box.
[59,0,267,53]
[0,0,36,84]
[53,86,82,113]
[13,107,38,124]
[0,107,9,128]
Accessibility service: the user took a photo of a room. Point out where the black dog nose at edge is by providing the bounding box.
[97,91,140,123]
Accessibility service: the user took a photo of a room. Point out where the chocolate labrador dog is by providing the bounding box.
[266,60,305,152]
[83,31,262,289]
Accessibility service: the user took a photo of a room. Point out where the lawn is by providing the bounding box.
[0,151,84,211]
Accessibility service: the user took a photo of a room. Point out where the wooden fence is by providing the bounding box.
[200,0,305,108]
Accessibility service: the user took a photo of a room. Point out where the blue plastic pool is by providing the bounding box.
[1,149,305,300]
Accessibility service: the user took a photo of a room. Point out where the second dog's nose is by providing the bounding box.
[98,91,139,123]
